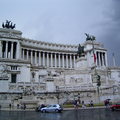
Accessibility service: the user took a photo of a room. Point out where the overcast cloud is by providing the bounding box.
[0,0,120,66]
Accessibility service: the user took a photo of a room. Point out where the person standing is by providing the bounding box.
[23,104,26,110]
[90,100,94,107]
[82,101,85,108]
[9,103,12,109]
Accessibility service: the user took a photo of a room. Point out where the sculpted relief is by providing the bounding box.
[0,64,9,78]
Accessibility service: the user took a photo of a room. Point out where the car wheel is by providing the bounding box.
[55,109,59,113]
[42,110,46,113]
[58,110,62,113]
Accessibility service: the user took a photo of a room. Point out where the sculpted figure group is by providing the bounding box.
[85,33,96,41]
[2,20,16,29]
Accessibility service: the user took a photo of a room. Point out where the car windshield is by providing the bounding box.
[47,104,58,107]
[47,105,53,107]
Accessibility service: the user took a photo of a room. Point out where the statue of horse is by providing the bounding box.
[2,20,16,29]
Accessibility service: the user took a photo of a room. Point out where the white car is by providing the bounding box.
[40,104,63,113]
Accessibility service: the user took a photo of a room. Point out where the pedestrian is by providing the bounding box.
[73,100,77,109]
[90,100,94,107]
[82,101,85,108]
[9,103,11,109]
[104,99,109,108]
[23,104,26,110]
[17,104,19,109]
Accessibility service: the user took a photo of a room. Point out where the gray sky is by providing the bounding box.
[0,0,120,66]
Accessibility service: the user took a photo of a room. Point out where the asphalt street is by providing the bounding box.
[0,108,119,120]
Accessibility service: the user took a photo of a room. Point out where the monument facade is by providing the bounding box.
[0,22,120,108]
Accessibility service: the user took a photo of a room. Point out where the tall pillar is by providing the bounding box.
[39,51,41,66]
[73,55,76,68]
[62,54,64,68]
[51,53,53,67]
[26,49,29,60]
[43,52,45,66]
[5,41,8,58]
[102,52,104,66]
[31,50,33,64]
[58,53,61,68]
[11,42,13,59]
[103,53,106,66]
[105,52,108,66]
[47,52,49,67]
[35,51,37,65]
[98,52,101,67]
[55,53,57,68]
[96,52,99,66]
[100,52,103,66]
[66,54,68,68]
[23,49,25,60]
[16,41,20,59]
[70,54,72,68]
[0,41,2,58]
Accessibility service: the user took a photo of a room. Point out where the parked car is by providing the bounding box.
[39,104,63,113]
[110,102,120,111]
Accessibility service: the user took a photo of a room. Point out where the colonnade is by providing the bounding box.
[21,48,77,68]
[96,51,107,66]
[0,40,19,59]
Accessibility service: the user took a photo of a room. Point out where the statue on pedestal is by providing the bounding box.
[85,33,96,41]
[2,20,16,29]
[77,44,84,57]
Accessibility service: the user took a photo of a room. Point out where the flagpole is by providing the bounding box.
[91,36,101,104]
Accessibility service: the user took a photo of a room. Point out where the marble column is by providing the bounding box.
[70,54,72,68]
[39,51,41,66]
[16,41,20,59]
[31,50,33,64]
[102,52,104,66]
[105,52,108,66]
[47,52,49,67]
[55,53,57,68]
[23,49,25,60]
[96,52,98,66]
[51,53,53,67]
[35,51,37,65]
[73,55,76,68]
[26,49,29,60]
[103,53,106,66]
[58,53,61,68]
[43,52,45,66]
[66,54,68,68]
[62,54,64,68]
[0,41,2,58]
[98,52,101,67]
[100,52,103,66]
[11,42,13,59]
[5,41,8,58]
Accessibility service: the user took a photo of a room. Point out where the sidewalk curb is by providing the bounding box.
[64,106,105,110]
